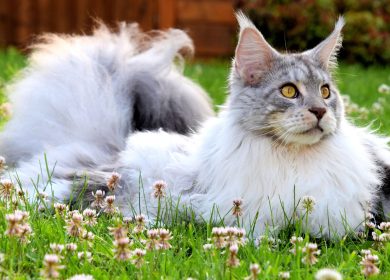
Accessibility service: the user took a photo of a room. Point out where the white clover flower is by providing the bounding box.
[50,243,65,254]
[378,222,390,233]
[379,233,390,242]
[302,243,321,265]
[365,221,376,229]
[360,253,380,277]
[91,190,106,209]
[81,230,95,242]
[106,172,121,192]
[146,229,160,250]
[356,231,367,239]
[359,107,369,119]
[134,214,147,234]
[103,195,118,215]
[77,251,92,262]
[246,263,261,279]
[0,179,14,198]
[315,268,342,280]
[0,103,12,118]
[132,248,146,268]
[65,211,84,237]
[37,192,49,201]
[372,231,389,242]
[0,156,6,170]
[152,180,167,199]
[67,274,94,280]
[346,103,359,114]
[113,237,131,261]
[300,196,316,213]
[289,235,304,255]
[158,228,172,250]
[54,203,69,217]
[371,102,383,114]
[109,223,128,241]
[279,271,290,279]
[65,243,78,252]
[232,198,243,217]
[361,249,372,256]
[378,84,390,94]
[226,244,240,267]
[290,236,304,244]
[83,208,97,226]
[41,254,64,279]
[122,216,133,224]
[211,227,227,248]
[5,212,23,236]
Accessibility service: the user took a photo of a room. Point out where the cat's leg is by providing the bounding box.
[68,166,157,219]
[376,164,390,219]
[4,158,73,205]
[2,141,117,205]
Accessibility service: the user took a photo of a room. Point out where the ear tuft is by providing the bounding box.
[236,10,257,31]
[234,11,278,85]
[305,16,345,71]
[334,16,345,32]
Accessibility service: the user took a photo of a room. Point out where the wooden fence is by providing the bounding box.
[0,0,239,57]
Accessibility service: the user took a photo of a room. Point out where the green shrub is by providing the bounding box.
[241,0,390,65]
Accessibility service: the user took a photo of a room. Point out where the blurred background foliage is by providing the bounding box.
[0,0,388,65]
[241,0,390,65]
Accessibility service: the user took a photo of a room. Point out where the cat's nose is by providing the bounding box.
[308,107,327,120]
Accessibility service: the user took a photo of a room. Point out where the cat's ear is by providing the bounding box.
[234,12,278,85]
[305,17,345,70]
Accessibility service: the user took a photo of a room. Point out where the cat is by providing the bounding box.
[78,14,390,237]
[1,14,390,238]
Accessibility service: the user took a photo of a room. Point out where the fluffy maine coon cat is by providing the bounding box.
[1,14,390,238]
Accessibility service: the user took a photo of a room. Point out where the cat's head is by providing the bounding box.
[229,12,345,146]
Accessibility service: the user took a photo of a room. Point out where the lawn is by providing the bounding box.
[0,48,390,279]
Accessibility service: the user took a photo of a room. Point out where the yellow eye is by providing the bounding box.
[281,85,298,98]
[321,85,330,99]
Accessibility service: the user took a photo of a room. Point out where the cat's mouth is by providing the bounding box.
[298,125,324,135]
[270,123,327,146]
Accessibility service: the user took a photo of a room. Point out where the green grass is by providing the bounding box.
[1,49,390,279]
[184,60,230,107]
[0,49,26,103]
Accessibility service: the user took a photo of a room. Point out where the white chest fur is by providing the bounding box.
[121,117,381,237]
[187,117,380,237]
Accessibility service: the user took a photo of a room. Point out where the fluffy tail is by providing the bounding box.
[0,22,212,201]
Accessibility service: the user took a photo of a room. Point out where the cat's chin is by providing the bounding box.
[280,128,325,146]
